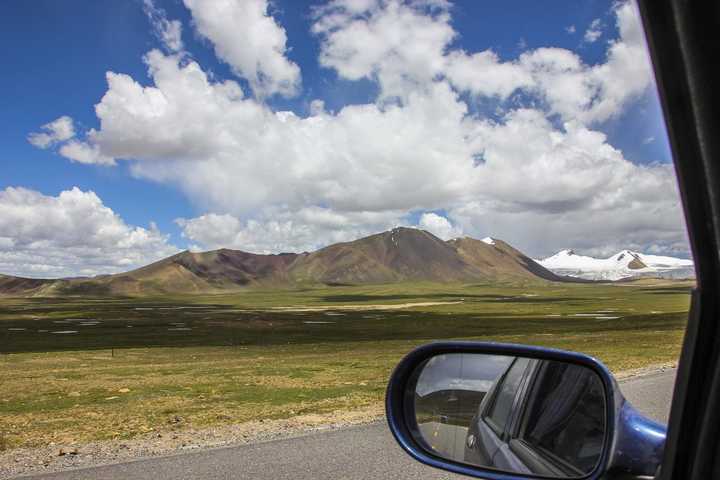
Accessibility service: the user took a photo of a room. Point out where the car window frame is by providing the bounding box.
[637,2,720,479]
[505,361,585,477]
[515,361,606,476]
[481,358,533,440]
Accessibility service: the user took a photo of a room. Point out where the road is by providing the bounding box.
[22,369,676,480]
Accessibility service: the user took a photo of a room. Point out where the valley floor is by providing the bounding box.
[0,280,692,472]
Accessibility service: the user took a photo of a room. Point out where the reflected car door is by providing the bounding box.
[508,361,608,477]
[471,357,535,471]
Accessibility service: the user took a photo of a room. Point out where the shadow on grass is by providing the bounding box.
[0,296,689,354]
[643,287,694,294]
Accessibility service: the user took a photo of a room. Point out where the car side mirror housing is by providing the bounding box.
[385,342,666,480]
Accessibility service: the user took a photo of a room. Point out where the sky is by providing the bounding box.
[1,0,690,278]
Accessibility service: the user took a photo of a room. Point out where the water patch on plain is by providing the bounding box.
[52,330,78,334]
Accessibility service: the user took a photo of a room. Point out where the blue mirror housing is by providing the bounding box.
[607,399,667,478]
[385,342,667,480]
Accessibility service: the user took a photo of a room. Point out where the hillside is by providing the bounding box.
[0,228,572,296]
[449,236,568,282]
[290,228,479,284]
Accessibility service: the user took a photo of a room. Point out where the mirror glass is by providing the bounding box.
[411,353,606,478]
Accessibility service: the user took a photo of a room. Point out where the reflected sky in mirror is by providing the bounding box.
[416,353,513,397]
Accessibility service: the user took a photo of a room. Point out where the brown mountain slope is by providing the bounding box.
[66,249,301,296]
[289,227,484,284]
[448,237,566,282]
[0,274,55,296]
[0,228,578,297]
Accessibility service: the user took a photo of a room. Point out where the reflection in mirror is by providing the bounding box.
[412,354,606,478]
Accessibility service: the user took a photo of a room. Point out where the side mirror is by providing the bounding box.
[385,342,666,479]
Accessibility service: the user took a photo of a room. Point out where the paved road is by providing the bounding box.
[23,369,676,480]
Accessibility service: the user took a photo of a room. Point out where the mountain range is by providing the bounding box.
[537,249,694,281]
[0,228,571,296]
[0,228,694,297]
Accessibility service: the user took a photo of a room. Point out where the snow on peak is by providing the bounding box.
[538,248,694,281]
[481,237,496,245]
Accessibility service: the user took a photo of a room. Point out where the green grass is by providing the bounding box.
[0,280,692,449]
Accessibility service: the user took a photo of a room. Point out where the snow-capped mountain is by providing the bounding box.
[537,249,695,281]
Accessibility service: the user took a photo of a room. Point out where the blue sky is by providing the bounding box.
[0,0,686,277]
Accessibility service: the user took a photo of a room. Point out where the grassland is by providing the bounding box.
[0,280,692,451]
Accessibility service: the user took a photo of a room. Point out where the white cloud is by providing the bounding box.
[312,0,455,99]
[58,140,115,166]
[0,187,178,277]
[566,25,576,34]
[450,168,688,258]
[418,212,462,240]
[584,18,602,43]
[89,51,475,215]
[445,50,533,99]
[143,0,184,53]
[32,0,687,260]
[183,0,300,98]
[588,1,654,123]
[452,109,687,257]
[517,1,652,125]
[312,0,652,125]
[27,116,76,148]
[177,208,406,253]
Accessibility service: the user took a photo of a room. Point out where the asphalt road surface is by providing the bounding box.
[23,369,676,480]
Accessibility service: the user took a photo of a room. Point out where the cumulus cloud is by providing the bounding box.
[312,0,651,125]
[444,50,533,99]
[143,0,184,52]
[29,0,687,260]
[177,208,406,253]
[27,116,75,148]
[450,162,688,258]
[0,187,179,277]
[312,0,455,99]
[584,18,603,43]
[89,51,475,215]
[58,140,115,165]
[183,0,300,98]
[418,213,462,240]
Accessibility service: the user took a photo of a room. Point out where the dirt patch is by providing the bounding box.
[615,361,677,380]
[269,301,463,312]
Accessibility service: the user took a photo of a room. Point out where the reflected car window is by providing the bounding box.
[486,358,530,434]
[520,362,606,474]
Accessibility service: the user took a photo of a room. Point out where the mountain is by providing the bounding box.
[0,228,569,297]
[291,228,479,284]
[448,236,568,282]
[537,249,695,281]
